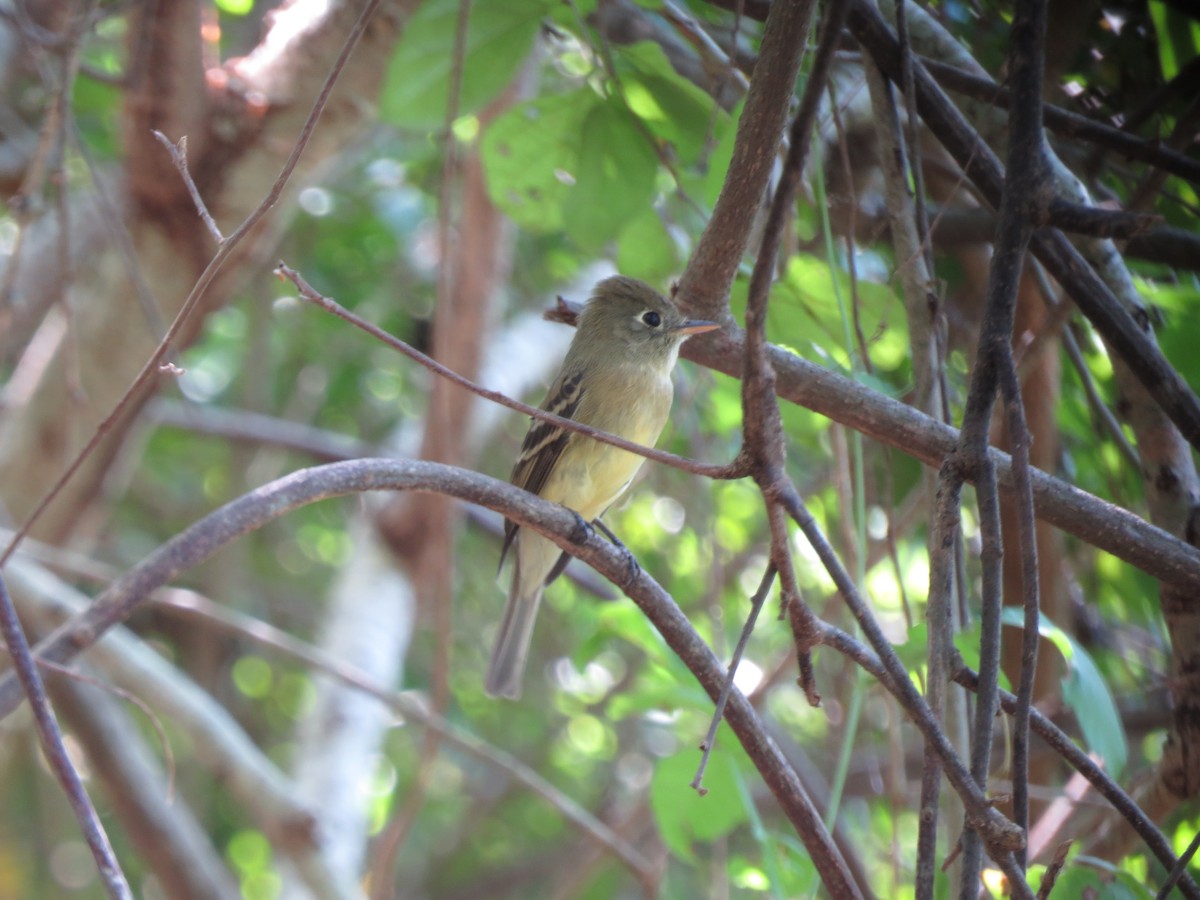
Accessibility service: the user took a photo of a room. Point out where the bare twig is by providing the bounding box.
[1158,828,1200,900]
[691,562,776,794]
[0,574,131,899]
[150,131,224,243]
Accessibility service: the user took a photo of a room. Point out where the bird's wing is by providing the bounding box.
[498,369,585,572]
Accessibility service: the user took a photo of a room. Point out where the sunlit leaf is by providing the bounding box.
[562,97,660,251]
[1001,608,1128,777]
[481,90,596,231]
[381,0,551,128]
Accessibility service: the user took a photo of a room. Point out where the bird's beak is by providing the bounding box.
[675,319,720,336]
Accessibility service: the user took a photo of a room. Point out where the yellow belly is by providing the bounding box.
[540,369,672,521]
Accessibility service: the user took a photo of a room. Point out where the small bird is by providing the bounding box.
[486,276,719,699]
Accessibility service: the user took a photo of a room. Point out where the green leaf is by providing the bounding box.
[215,0,253,14]
[381,0,550,128]
[650,739,749,861]
[562,97,660,251]
[703,98,742,207]
[612,42,722,165]
[1000,608,1128,777]
[481,90,596,232]
[1147,0,1200,80]
[615,208,679,281]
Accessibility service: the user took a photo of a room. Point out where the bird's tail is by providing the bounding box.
[485,566,543,700]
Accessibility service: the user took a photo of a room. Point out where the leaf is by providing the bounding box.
[616,208,679,281]
[562,97,660,251]
[481,90,596,232]
[650,739,749,861]
[1000,608,1128,777]
[381,0,550,128]
[1148,1,1200,81]
[611,42,722,165]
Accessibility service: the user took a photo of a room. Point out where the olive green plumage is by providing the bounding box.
[486,276,718,699]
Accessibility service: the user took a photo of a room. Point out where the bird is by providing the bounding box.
[485,275,719,699]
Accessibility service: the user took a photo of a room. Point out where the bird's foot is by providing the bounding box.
[594,519,640,583]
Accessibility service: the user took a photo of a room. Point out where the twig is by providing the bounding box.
[1035,840,1071,900]
[777,488,1029,884]
[150,131,224,243]
[661,0,750,94]
[553,298,1200,593]
[922,56,1200,188]
[0,0,387,568]
[1158,828,1200,900]
[0,573,131,898]
[0,648,177,804]
[691,562,776,794]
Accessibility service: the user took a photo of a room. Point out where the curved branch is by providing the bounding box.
[0,458,861,897]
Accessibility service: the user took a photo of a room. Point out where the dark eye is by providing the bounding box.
[642,310,662,327]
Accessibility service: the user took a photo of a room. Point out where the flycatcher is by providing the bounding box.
[486,275,719,699]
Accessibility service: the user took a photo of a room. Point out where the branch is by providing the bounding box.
[923,57,1200,189]
[849,0,1200,453]
[0,458,860,896]
[816,621,1200,899]
[0,573,131,898]
[676,0,818,322]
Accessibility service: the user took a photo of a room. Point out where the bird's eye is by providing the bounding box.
[641,310,662,327]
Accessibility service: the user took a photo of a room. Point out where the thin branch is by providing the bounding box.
[776,487,1029,884]
[1158,828,1200,900]
[691,562,776,794]
[150,131,224,243]
[819,622,1200,899]
[922,56,1200,188]
[0,574,131,899]
[552,296,1200,590]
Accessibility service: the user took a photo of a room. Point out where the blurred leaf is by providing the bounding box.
[1147,0,1200,80]
[481,89,596,232]
[612,42,722,165]
[650,740,749,861]
[1001,608,1128,777]
[381,0,550,128]
[703,98,743,207]
[563,97,660,251]
[616,207,679,282]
